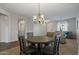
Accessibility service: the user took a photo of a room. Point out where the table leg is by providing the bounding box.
[37,43,42,55]
[31,43,36,48]
[38,43,40,50]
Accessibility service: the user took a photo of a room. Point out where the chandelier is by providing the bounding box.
[33,3,46,24]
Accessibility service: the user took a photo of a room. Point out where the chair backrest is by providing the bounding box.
[53,35,61,55]
[47,32,55,37]
[27,32,33,38]
[18,36,26,53]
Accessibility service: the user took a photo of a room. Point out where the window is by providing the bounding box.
[57,21,68,31]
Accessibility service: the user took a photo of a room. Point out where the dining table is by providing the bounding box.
[26,36,54,54]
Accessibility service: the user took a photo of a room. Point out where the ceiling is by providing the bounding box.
[0,3,79,20]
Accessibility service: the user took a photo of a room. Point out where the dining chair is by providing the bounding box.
[27,32,36,48]
[46,32,55,47]
[27,32,33,38]
[18,36,36,55]
[43,37,53,48]
[41,35,61,55]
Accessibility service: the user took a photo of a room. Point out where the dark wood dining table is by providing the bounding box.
[26,36,54,54]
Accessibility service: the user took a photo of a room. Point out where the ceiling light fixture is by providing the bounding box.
[33,3,46,24]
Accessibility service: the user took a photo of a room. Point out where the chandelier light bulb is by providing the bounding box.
[40,14,44,18]
[20,20,25,24]
[33,16,37,19]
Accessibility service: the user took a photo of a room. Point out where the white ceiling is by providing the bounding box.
[0,3,79,20]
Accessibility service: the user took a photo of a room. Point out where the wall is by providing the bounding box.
[0,14,19,42]
[0,8,9,15]
[46,18,76,35]
[0,8,10,42]
[25,18,47,36]
[0,7,28,42]
[47,21,57,32]
[33,23,47,36]
[8,15,19,42]
[67,18,76,36]
[0,14,28,42]
[77,15,79,40]
[0,15,9,42]
[7,15,28,42]
[0,7,77,43]
[76,13,79,54]
[25,18,33,32]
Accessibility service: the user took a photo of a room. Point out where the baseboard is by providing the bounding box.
[0,41,19,51]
